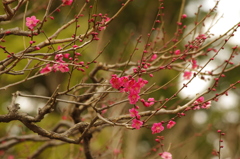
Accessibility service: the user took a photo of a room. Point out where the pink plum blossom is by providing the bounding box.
[104,17,110,23]
[128,93,140,104]
[53,63,69,73]
[201,101,211,109]
[160,152,172,159]
[150,54,158,61]
[26,16,40,30]
[55,54,64,62]
[57,46,62,50]
[127,78,136,86]
[192,105,200,110]
[192,96,211,109]
[40,64,52,74]
[63,53,70,59]
[129,82,141,94]
[151,122,164,134]
[119,76,131,92]
[174,49,181,55]
[110,74,122,89]
[196,96,204,103]
[198,34,207,40]
[137,78,148,88]
[40,53,70,74]
[131,119,143,129]
[129,108,140,119]
[183,71,192,80]
[167,120,176,129]
[98,16,110,31]
[140,98,155,107]
[109,75,148,105]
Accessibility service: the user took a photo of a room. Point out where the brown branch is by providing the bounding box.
[0,0,26,21]
[0,134,49,150]
[0,27,39,38]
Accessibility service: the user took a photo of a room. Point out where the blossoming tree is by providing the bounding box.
[0,0,240,158]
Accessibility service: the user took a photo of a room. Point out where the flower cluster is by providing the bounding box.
[130,108,143,129]
[40,53,70,74]
[151,120,176,134]
[192,96,211,110]
[98,16,111,31]
[26,16,40,30]
[110,75,149,129]
[110,75,177,131]
[110,75,148,104]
